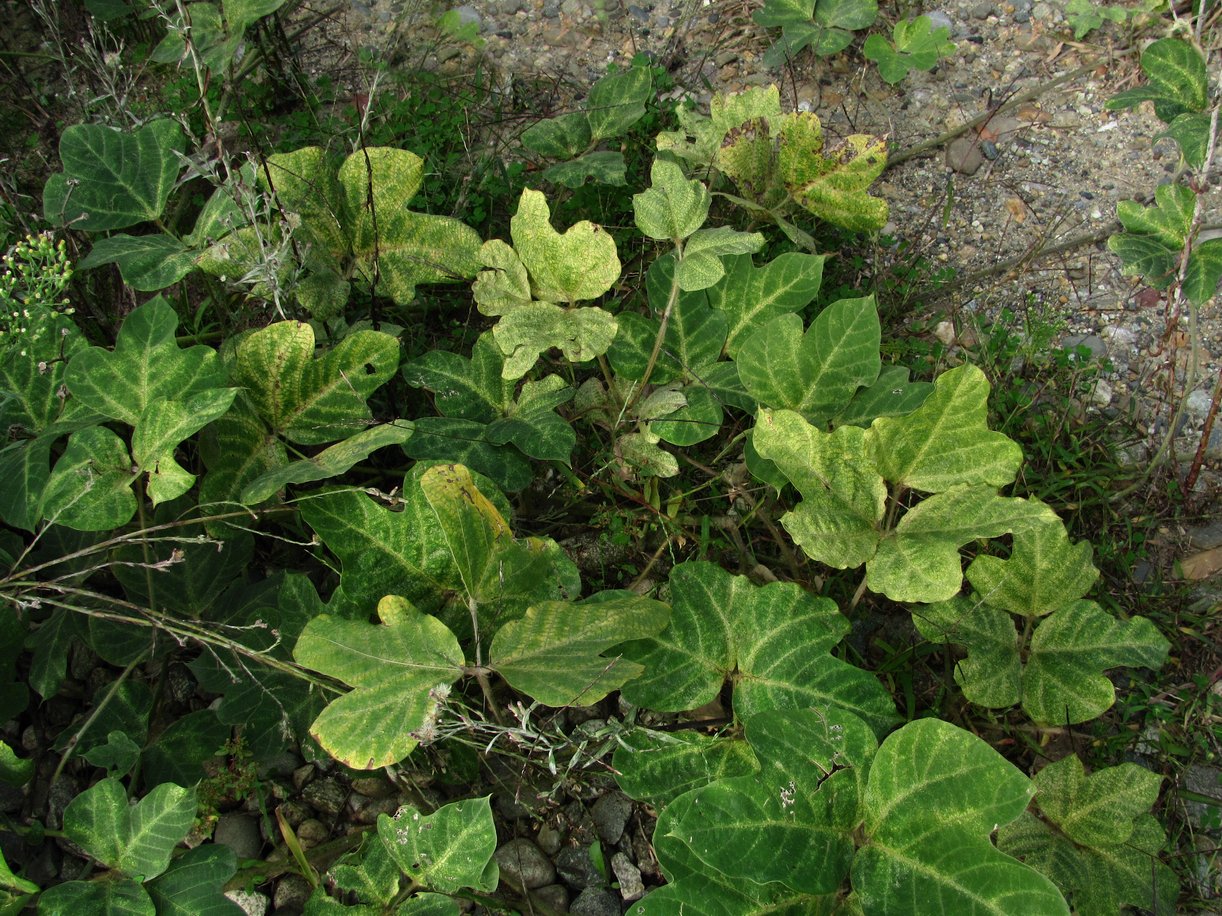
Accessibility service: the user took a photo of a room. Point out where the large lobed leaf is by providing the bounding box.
[620,561,897,735]
[854,718,1068,914]
[294,595,464,768]
[43,120,185,231]
[63,778,196,880]
[377,797,499,895]
[491,592,669,706]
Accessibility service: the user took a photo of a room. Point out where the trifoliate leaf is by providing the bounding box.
[867,487,1058,604]
[633,158,711,242]
[63,778,196,880]
[753,413,886,569]
[737,297,881,422]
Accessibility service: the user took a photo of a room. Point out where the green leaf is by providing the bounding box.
[83,731,142,777]
[779,116,888,232]
[1183,236,1222,307]
[867,487,1058,604]
[965,516,1097,617]
[63,778,196,880]
[404,416,533,492]
[738,297,881,421]
[585,65,653,141]
[833,364,932,426]
[863,16,956,85]
[145,845,243,916]
[855,719,1067,914]
[677,226,765,291]
[1032,755,1162,848]
[65,298,227,427]
[1158,111,1211,169]
[377,797,498,894]
[36,876,153,915]
[510,188,621,302]
[1108,181,1195,288]
[140,709,230,789]
[294,595,464,768]
[998,811,1177,916]
[621,562,897,735]
[134,388,238,505]
[43,120,185,231]
[78,234,195,290]
[613,729,760,805]
[707,252,825,356]
[322,833,402,908]
[1105,38,1209,122]
[240,422,414,503]
[913,595,1021,709]
[868,364,1022,492]
[520,112,592,159]
[40,426,138,530]
[336,147,483,304]
[0,849,37,896]
[633,159,711,241]
[0,741,33,787]
[235,320,400,445]
[541,151,627,188]
[223,0,286,32]
[491,302,619,379]
[1023,600,1169,725]
[491,593,670,705]
[301,465,578,628]
[752,414,886,569]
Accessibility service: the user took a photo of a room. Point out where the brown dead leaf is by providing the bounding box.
[1005,197,1028,222]
[1179,546,1222,581]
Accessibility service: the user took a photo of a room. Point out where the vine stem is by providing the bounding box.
[50,651,148,787]
[627,241,685,414]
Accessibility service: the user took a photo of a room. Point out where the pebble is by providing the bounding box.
[557,845,605,889]
[611,851,645,901]
[273,874,313,912]
[496,838,558,889]
[535,884,570,910]
[1185,388,1214,419]
[225,890,270,916]
[591,791,633,845]
[302,777,348,816]
[213,812,262,860]
[571,886,622,915]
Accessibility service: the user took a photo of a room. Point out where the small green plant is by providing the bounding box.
[0,232,76,358]
[1064,0,1164,40]
[863,15,957,85]
[753,0,879,67]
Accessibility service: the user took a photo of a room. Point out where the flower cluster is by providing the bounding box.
[0,232,76,358]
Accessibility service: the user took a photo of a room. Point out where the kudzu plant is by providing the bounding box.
[0,79,1182,914]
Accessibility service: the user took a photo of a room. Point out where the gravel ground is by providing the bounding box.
[342,0,1222,498]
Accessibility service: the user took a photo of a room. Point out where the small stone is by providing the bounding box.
[295,818,329,847]
[214,812,262,860]
[351,795,400,825]
[537,822,564,855]
[571,886,621,916]
[934,320,956,348]
[534,884,570,910]
[291,764,314,792]
[496,838,557,890]
[1090,379,1113,407]
[946,137,984,175]
[970,0,992,18]
[1061,334,1107,362]
[225,889,270,916]
[302,777,347,816]
[611,852,645,901]
[1185,388,1213,419]
[350,776,394,799]
[925,9,954,32]
[591,791,632,845]
[453,4,481,27]
[557,845,604,889]
[273,874,312,913]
